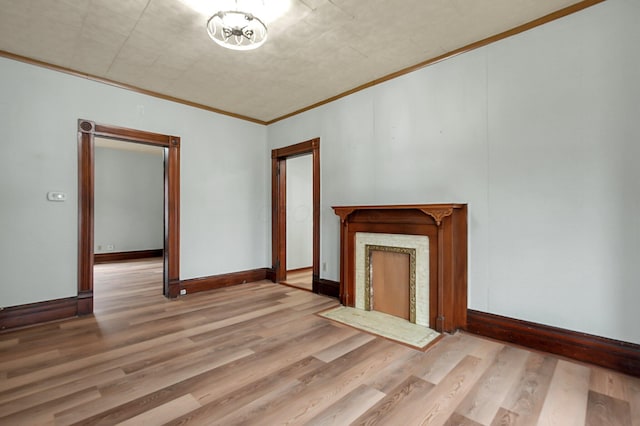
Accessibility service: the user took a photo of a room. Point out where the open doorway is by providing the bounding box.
[281,153,313,290]
[92,138,164,310]
[77,120,180,315]
[271,138,320,292]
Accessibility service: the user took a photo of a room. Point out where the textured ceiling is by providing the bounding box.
[0,0,592,123]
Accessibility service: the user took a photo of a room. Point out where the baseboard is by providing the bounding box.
[180,268,271,295]
[315,278,339,299]
[287,266,313,274]
[466,309,640,377]
[94,249,163,263]
[0,297,80,331]
[265,268,276,282]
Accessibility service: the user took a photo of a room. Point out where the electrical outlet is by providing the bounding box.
[322,262,327,272]
[180,289,187,295]
[106,244,114,251]
[97,245,102,251]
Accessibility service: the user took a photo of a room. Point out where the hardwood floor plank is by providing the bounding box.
[0,368,124,417]
[537,360,591,426]
[0,388,101,426]
[413,355,490,425]
[312,332,377,363]
[353,375,435,425]
[168,356,327,424]
[500,352,558,425]
[362,349,427,394]
[586,390,632,426]
[0,337,197,401]
[445,412,485,426]
[205,377,303,425]
[116,394,202,426]
[254,339,411,424]
[0,338,19,350]
[0,349,61,377]
[0,259,637,425]
[54,347,254,425]
[490,407,520,426]
[454,344,529,424]
[190,322,358,406]
[628,375,640,426]
[306,383,386,425]
[419,332,485,384]
[627,377,640,426]
[590,367,633,401]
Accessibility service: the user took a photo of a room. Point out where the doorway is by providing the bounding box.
[77,120,180,315]
[271,138,320,292]
[93,138,164,308]
[281,153,313,290]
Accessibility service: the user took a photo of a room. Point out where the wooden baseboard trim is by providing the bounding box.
[265,268,276,282]
[315,278,339,299]
[180,268,270,295]
[0,297,80,331]
[286,266,313,274]
[94,249,163,263]
[466,309,640,377]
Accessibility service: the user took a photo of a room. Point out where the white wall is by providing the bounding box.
[267,0,640,344]
[286,154,313,270]
[94,144,164,254]
[0,57,268,307]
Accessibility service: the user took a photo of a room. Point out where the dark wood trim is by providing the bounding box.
[265,268,276,282]
[0,297,79,331]
[274,158,287,281]
[271,139,321,295]
[315,278,339,299]
[78,120,181,314]
[166,136,181,298]
[180,268,270,295]
[94,249,163,263]
[286,266,313,274]
[466,309,640,378]
[0,50,266,125]
[78,127,94,306]
[266,0,606,124]
[76,291,93,316]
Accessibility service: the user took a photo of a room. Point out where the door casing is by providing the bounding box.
[77,119,181,314]
[271,138,320,291]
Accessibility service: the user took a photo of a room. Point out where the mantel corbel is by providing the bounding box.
[419,207,454,226]
[333,207,357,224]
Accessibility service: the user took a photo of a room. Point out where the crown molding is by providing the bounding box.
[0,0,605,127]
[0,50,267,125]
[265,0,606,125]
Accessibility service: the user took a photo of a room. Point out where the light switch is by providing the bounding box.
[47,191,67,201]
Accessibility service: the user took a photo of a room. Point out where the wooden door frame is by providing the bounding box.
[271,138,320,292]
[77,119,181,314]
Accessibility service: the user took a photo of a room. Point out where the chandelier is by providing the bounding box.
[207,1,268,51]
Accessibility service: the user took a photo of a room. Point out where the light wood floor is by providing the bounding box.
[281,268,313,291]
[0,258,638,425]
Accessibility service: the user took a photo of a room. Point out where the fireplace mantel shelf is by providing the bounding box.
[333,204,466,226]
[332,204,468,333]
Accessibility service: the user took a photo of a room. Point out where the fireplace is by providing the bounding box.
[333,204,467,333]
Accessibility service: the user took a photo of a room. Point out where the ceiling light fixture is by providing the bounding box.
[207,1,268,51]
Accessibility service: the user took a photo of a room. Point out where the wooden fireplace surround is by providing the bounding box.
[332,204,467,333]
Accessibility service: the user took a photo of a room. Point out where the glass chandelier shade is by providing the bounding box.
[207,4,268,51]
